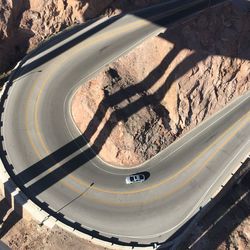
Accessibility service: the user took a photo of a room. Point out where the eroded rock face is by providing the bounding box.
[0,0,162,73]
[71,4,250,167]
[0,0,32,72]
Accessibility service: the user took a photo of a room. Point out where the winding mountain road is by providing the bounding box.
[1,0,250,247]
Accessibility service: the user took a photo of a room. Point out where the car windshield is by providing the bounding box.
[130,177,134,181]
[139,175,144,179]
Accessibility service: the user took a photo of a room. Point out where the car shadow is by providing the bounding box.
[133,171,151,181]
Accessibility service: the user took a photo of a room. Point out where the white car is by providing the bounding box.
[125,174,146,184]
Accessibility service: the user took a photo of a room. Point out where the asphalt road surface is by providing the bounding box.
[1,0,250,247]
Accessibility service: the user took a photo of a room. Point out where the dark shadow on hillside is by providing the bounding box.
[0,0,33,73]
[179,170,250,250]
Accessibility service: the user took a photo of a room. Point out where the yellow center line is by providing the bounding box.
[24,18,153,193]
[84,112,250,197]
[24,17,250,198]
[32,98,250,197]
[76,113,250,206]
[25,85,43,161]
[32,17,154,151]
